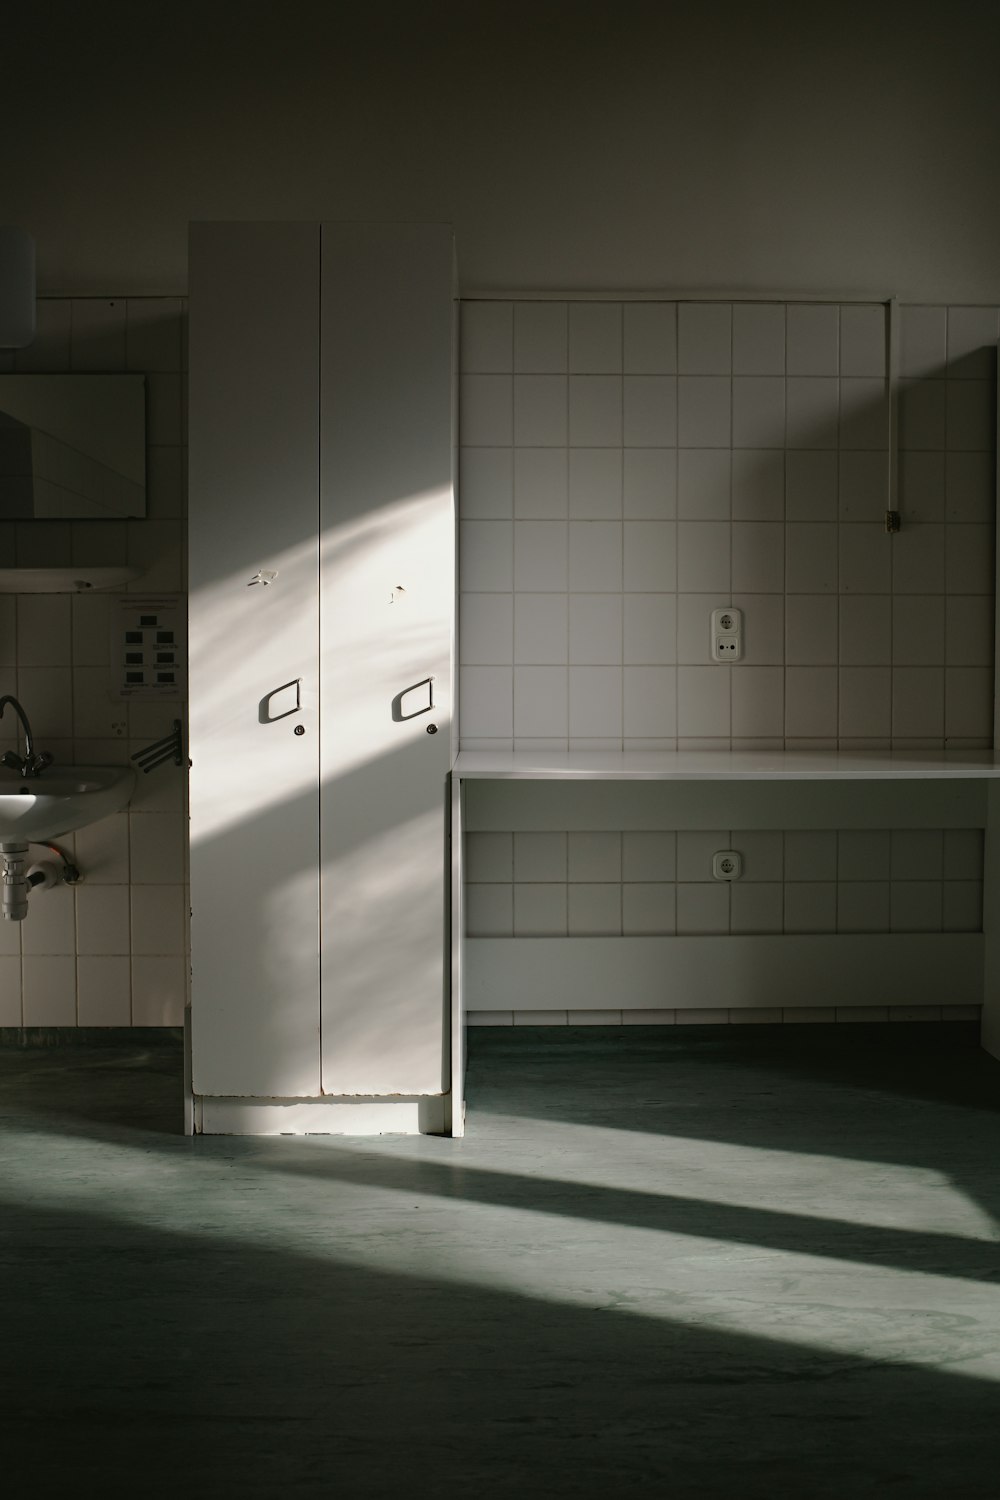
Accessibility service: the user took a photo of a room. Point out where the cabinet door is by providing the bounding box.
[188,223,322,1098]
[319,223,455,1096]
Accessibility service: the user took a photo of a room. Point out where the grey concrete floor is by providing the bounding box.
[1,1024,999,1498]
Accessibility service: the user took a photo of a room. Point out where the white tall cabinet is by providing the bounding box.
[188,222,457,1134]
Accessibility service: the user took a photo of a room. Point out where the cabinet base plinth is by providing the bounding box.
[191,1094,451,1137]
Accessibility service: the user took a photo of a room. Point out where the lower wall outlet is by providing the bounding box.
[711,606,743,662]
[712,850,743,880]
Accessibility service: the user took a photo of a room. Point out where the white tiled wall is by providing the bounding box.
[465,827,984,937]
[0,297,188,1028]
[459,300,996,750]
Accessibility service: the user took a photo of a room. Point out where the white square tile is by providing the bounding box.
[0,955,21,1021]
[21,956,76,1025]
[76,955,131,1025]
[623,831,676,881]
[899,307,947,378]
[0,597,14,666]
[126,298,183,372]
[459,667,512,737]
[838,829,890,880]
[461,302,513,372]
[126,518,183,593]
[514,521,567,590]
[568,832,622,882]
[514,832,566,881]
[145,446,185,522]
[785,667,838,737]
[513,884,567,936]
[677,377,730,447]
[73,813,130,884]
[130,814,184,884]
[16,596,70,667]
[16,666,72,738]
[677,666,729,737]
[147,372,184,446]
[840,524,890,593]
[890,881,943,932]
[623,376,677,447]
[945,524,993,595]
[732,449,784,520]
[785,594,837,665]
[785,829,837,881]
[892,667,944,738]
[677,449,731,520]
[131,955,186,1026]
[900,378,947,450]
[514,666,568,737]
[459,449,513,519]
[785,450,838,521]
[75,885,130,955]
[569,666,623,737]
[623,449,677,518]
[514,594,567,664]
[732,304,785,375]
[624,666,677,737]
[623,304,677,373]
[514,375,567,446]
[462,594,514,664]
[461,375,513,445]
[14,300,70,371]
[624,595,675,665]
[625,521,678,591]
[466,885,514,938]
[839,378,888,450]
[839,595,890,665]
[731,667,783,738]
[568,884,621,935]
[837,882,890,932]
[785,377,839,449]
[677,593,728,664]
[569,303,622,373]
[21,884,76,956]
[944,828,984,880]
[514,302,567,372]
[622,884,676,935]
[569,522,622,591]
[466,833,514,882]
[514,448,567,518]
[786,304,839,375]
[69,520,125,568]
[733,594,784,664]
[942,882,983,932]
[461,521,513,591]
[785,523,837,593]
[839,450,888,521]
[839,667,891,737]
[891,523,944,594]
[730,882,783,934]
[890,830,943,881]
[783,883,836,933]
[945,596,993,666]
[732,377,785,448]
[676,883,730,934]
[945,666,993,739]
[569,595,622,664]
[946,306,999,379]
[569,448,622,519]
[892,596,944,665]
[71,298,127,369]
[676,521,729,592]
[131,884,185,955]
[569,376,623,446]
[946,381,993,451]
[678,832,728,882]
[732,522,783,593]
[945,452,994,522]
[839,305,885,376]
[678,304,732,374]
[898,451,944,523]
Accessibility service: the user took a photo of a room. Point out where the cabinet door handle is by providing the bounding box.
[259,679,301,723]
[392,677,434,722]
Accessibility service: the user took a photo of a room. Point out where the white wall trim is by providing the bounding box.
[194,1094,450,1136]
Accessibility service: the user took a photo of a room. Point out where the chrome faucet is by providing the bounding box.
[0,695,53,778]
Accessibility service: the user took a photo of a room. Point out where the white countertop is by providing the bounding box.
[454,749,1000,781]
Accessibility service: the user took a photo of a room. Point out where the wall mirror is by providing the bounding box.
[0,373,146,519]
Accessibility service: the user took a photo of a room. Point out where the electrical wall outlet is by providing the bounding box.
[712,850,742,881]
[711,607,742,662]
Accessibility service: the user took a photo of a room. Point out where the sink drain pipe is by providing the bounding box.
[1,842,56,921]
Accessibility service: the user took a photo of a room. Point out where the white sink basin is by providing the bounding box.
[0,765,137,843]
